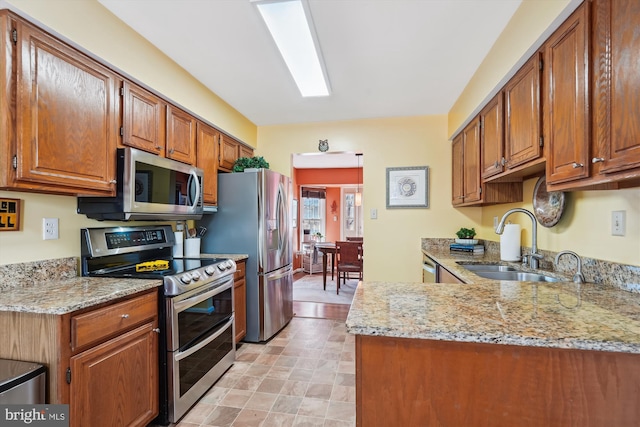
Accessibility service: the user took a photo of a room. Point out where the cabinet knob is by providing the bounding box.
[109,180,117,184]
[155,145,162,151]
[501,157,506,166]
[494,161,499,169]
[572,162,584,168]
[169,148,175,154]
[592,157,605,163]
[152,328,160,334]
[121,314,129,319]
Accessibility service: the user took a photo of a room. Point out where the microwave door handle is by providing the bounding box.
[188,170,201,209]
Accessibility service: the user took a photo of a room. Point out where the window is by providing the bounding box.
[301,187,326,242]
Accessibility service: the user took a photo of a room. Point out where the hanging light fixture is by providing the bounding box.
[355,153,362,207]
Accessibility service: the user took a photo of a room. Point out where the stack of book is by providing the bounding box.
[450,243,485,254]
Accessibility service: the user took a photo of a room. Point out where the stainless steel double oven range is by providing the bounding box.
[81,225,236,425]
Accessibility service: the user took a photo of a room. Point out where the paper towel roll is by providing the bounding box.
[173,231,184,257]
[500,224,521,261]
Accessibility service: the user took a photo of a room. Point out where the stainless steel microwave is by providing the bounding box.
[78,147,204,221]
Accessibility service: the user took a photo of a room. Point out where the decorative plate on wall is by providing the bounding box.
[533,176,566,227]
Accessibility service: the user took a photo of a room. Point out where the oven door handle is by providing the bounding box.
[172,279,233,313]
[174,316,234,362]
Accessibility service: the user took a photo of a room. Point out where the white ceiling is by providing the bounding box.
[98,0,523,128]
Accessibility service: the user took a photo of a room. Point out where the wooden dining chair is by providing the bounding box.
[335,241,363,294]
[346,236,363,242]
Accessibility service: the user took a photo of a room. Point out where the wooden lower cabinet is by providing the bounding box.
[356,335,640,427]
[0,289,159,427]
[234,260,247,343]
[436,265,464,284]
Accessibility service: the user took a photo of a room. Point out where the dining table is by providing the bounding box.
[314,242,336,291]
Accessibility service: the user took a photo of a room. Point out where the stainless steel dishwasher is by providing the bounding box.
[0,359,46,404]
[422,253,437,283]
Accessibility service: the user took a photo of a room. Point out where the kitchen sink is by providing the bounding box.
[456,262,561,282]
[456,263,517,272]
[471,270,561,283]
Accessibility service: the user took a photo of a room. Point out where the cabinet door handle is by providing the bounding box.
[121,314,129,319]
[592,157,605,163]
[501,157,506,166]
[494,161,500,169]
[572,162,584,168]
[152,328,160,334]
[154,145,162,151]
[169,148,175,154]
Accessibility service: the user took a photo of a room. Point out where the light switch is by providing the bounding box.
[370,208,377,219]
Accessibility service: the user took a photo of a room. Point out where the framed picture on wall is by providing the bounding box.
[386,166,429,208]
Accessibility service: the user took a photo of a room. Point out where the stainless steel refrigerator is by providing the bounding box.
[198,169,293,342]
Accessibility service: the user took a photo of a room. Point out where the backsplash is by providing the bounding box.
[0,257,77,291]
[422,238,640,293]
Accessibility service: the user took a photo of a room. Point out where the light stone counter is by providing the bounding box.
[0,276,162,315]
[347,248,640,354]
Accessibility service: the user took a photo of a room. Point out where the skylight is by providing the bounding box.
[253,0,330,97]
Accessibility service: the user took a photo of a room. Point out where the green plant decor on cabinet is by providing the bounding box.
[232,156,270,172]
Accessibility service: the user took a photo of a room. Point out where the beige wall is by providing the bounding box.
[258,116,481,283]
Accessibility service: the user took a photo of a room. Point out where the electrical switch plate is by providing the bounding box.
[43,218,59,240]
[370,208,378,219]
[611,211,626,236]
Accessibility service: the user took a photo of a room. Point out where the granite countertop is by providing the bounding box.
[346,248,640,354]
[0,254,248,316]
[0,277,162,315]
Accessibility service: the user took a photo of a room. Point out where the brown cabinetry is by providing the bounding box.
[1,13,119,195]
[166,105,197,165]
[0,289,159,426]
[234,260,247,343]
[437,265,464,284]
[545,3,590,185]
[121,80,166,155]
[480,94,505,179]
[356,335,640,427]
[197,121,219,205]
[504,53,544,170]
[218,133,253,172]
[592,0,640,176]
[452,117,522,207]
[69,291,158,427]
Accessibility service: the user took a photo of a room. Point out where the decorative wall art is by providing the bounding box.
[386,166,429,208]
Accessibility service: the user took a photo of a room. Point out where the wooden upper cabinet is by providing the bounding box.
[504,53,543,169]
[592,0,640,175]
[196,121,219,205]
[9,17,119,195]
[219,133,240,171]
[167,105,197,165]
[121,80,166,155]
[462,117,482,203]
[545,3,590,185]
[451,134,465,206]
[239,144,254,159]
[480,93,504,179]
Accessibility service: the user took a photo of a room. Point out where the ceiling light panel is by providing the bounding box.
[253,0,330,97]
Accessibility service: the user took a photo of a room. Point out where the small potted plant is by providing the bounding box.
[314,232,324,242]
[232,156,270,172]
[455,227,477,244]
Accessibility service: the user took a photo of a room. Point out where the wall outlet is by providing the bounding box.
[43,218,59,240]
[493,216,499,231]
[370,208,378,219]
[612,211,626,236]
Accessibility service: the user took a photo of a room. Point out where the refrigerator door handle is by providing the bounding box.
[266,265,293,281]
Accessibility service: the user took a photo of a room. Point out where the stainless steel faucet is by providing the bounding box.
[554,250,585,284]
[495,208,543,269]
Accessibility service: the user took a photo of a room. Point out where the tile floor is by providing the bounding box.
[176,317,356,427]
